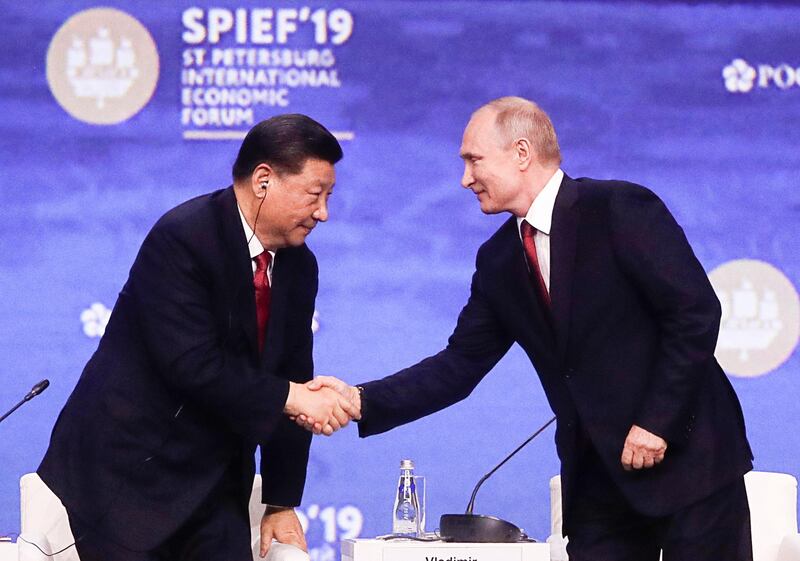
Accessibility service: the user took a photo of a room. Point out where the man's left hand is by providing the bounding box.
[621,424,667,471]
[259,506,307,558]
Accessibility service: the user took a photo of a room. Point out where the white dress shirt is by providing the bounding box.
[515,168,564,293]
[238,205,275,283]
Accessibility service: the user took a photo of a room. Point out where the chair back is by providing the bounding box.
[19,473,77,561]
[745,470,799,561]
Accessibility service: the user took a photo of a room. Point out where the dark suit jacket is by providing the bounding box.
[358,175,752,529]
[39,186,316,550]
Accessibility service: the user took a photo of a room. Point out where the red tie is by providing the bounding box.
[520,221,551,308]
[254,252,272,353]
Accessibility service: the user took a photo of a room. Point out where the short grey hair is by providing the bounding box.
[480,96,561,166]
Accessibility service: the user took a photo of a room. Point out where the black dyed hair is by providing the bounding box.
[232,114,343,180]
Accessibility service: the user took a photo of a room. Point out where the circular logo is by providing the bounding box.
[46,8,159,125]
[709,259,799,377]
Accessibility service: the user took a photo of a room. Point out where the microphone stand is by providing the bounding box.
[440,415,556,543]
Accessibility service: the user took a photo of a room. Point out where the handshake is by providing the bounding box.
[283,376,361,435]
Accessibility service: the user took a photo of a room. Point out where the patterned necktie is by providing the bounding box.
[520,221,551,308]
[254,252,272,353]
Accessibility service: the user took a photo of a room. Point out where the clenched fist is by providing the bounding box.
[621,424,667,470]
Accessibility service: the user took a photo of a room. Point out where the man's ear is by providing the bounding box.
[251,163,274,198]
[515,138,533,171]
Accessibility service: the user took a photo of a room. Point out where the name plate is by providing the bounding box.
[382,546,521,561]
[341,539,549,561]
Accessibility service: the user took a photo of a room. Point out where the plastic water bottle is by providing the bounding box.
[392,459,419,535]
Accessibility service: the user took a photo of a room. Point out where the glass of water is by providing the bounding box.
[414,475,426,537]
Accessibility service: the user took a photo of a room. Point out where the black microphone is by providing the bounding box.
[439,415,556,543]
[26,379,50,400]
[0,379,50,424]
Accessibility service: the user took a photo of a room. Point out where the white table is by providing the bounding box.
[342,538,550,561]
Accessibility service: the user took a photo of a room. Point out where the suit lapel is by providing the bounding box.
[215,187,260,357]
[549,175,579,361]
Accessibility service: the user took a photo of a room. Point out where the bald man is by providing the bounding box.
[307,97,753,561]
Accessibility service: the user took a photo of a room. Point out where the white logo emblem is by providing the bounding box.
[709,260,799,377]
[66,28,139,109]
[47,8,159,124]
[723,59,756,93]
[80,302,112,338]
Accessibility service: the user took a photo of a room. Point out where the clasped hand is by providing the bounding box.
[283,377,361,436]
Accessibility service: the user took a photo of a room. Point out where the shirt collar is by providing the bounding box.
[237,204,273,261]
[516,168,564,236]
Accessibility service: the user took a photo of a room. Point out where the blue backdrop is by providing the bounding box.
[1,1,798,559]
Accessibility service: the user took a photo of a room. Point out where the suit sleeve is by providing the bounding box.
[610,186,722,444]
[260,260,316,507]
[126,225,289,443]
[358,261,514,437]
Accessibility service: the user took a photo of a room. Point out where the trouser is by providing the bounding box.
[67,464,252,561]
[566,436,752,561]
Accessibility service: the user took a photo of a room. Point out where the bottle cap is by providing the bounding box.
[400,459,414,470]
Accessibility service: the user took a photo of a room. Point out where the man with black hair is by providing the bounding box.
[38,114,357,560]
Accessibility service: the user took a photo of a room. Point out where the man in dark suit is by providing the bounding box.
[38,114,358,561]
[304,97,754,560]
